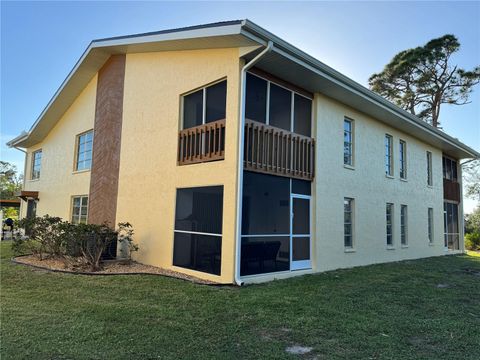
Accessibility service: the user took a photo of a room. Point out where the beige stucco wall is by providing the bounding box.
[312,93,460,273]
[116,48,242,284]
[21,76,97,220]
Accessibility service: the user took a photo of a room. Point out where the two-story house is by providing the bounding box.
[8,20,479,284]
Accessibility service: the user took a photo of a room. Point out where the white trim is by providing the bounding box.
[290,91,295,132]
[173,229,222,237]
[290,194,312,271]
[241,234,290,238]
[265,81,270,125]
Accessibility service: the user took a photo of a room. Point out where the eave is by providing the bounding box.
[7,20,479,160]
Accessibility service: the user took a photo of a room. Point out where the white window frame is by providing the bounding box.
[344,118,354,167]
[290,193,312,270]
[71,195,88,224]
[399,140,407,179]
[386,203,394,248]
[344,198,354,249]
[400,204,408,246]
[427,151,433,186]
[75,130,93,172]
[385,134,393,177]
[31,149,42,180]
[428,207,434,244]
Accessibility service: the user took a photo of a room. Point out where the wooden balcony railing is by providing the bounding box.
[443,178,460,202]
[244,119,315,181]
[178,119,226,165]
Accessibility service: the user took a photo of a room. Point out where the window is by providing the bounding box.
[428,207,434,244]
[173,186,223,275]
[399,140,407,179]
[183,80,227,129]
[401,205,408,246]
[427,151,433,186]
[75,131,93,171]
[386,203,394,246]
[294,94,312,137]
[444,202,459,250]
[245,73,267,123]
[385,135,393,176]
[269,83,292,131]
[71,196,88,224]
[344,118,353,166]
[242,172,290,235]
[31,150,42,180]
[442,156,458,182]
[245,72,312,136]
[344,198,354,248]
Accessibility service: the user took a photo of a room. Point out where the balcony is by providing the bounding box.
[244,119,315,181]
[443,178,460,202]
[177,119,226,165]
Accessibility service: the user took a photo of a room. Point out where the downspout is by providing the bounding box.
[234,41,273,286]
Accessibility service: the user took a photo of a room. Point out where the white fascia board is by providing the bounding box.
[91,23,244,48]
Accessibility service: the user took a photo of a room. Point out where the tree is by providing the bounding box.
[463,159,480,202]
[0,161,23,200]
[465,206,480,234]
[369,35,480,127]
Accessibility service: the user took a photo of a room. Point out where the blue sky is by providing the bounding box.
[1,1,479,208]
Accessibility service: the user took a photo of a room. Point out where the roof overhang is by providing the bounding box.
[7,20,256,148]
[8,19,479,160]
[240,20,479,160]
[17,191,39,201]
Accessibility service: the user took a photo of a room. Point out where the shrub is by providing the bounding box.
[67,223,117,271]
[465,232,480,251]
[13,216,138,271]
[15,215,66,259]
[11,235,40,257]
[117,222,138,263]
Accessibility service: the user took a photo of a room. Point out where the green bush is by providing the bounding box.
[16,215,67,259]
[465,232,480,251]
[13,215,137,271]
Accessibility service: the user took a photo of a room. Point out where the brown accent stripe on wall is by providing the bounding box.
[88,55,126,226]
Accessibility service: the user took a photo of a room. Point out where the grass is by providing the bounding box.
[1,242,479,360]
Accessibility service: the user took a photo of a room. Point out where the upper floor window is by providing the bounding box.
[344,198,354,248]
[183,80,227,129]
[344,118,353,166]
[71,195,88,224]
[399,140,407,179]
[400,205,408,246]
[245,72,312,137]
[31,150,42,180]
[385,135,393,176]
[427,151,433,186]
[442,156,457,182]
[75,131,93,171]
[386,203,394,247]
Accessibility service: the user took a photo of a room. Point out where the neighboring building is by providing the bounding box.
[8,20,479,284]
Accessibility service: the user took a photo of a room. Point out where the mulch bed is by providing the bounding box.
[12,255,218,285]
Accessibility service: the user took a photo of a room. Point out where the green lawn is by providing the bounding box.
[1,242,479,360]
